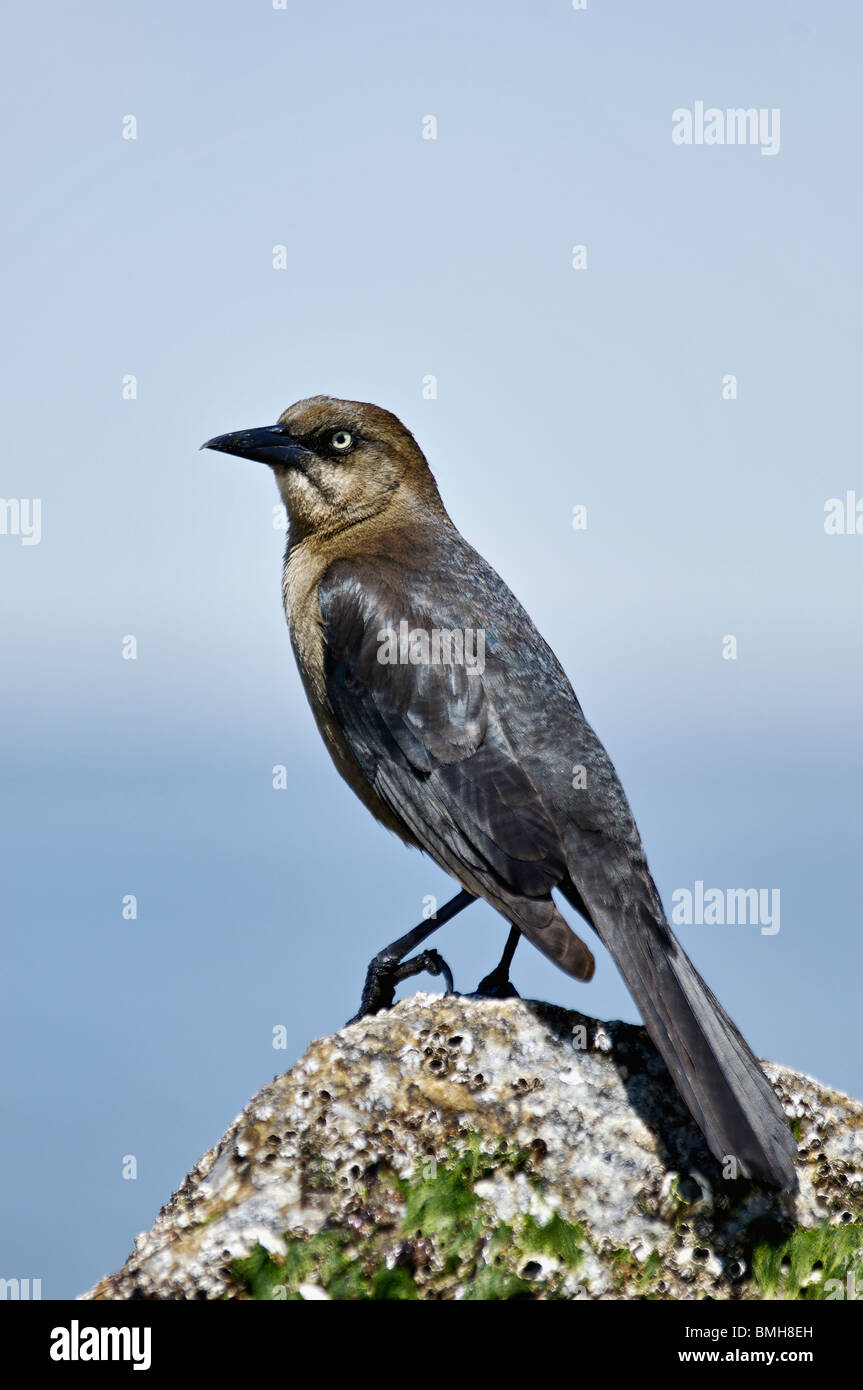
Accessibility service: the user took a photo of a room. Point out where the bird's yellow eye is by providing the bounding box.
[330,430,353,451]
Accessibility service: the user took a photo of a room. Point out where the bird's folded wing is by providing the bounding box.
[318,560,567,902]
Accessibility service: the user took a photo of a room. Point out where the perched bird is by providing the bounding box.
[203,396,797,1191]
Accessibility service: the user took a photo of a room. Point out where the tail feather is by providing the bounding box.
[563,882,798,1190]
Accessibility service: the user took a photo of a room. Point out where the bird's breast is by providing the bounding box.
[282,543,328,705]
[281,544,417,847]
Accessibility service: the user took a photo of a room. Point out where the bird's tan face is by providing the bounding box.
[204,395,442,542]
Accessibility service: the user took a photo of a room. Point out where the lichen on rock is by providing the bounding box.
[81,995,863,1301]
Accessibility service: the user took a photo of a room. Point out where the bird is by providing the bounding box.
[203,395,798,1192]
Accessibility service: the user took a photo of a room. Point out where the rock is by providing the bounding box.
[81,995,863,1301]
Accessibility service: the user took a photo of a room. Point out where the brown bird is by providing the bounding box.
[203,395,797,1191]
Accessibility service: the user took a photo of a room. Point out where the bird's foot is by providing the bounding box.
[347,948,455,1025]
[473,968,521,1000]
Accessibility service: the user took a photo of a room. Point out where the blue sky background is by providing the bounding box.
[1,1,860,1298]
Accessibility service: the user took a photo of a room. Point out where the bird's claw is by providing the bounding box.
[407,948,454,995]
[347,947,456,1025]
[473,970,521,1000]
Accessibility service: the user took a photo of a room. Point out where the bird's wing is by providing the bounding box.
[317,557,594,978]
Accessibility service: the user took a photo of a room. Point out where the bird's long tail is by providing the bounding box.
[562,879,798,1190]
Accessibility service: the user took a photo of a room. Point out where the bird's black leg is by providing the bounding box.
[347,890,475,1024]
[474,924,521,999]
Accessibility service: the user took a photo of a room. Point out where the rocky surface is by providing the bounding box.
[82,994,863,1300]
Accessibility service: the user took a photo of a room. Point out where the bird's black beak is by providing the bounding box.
[201,425,310,470]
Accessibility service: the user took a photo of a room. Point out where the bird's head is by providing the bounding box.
[202,395,444,541]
